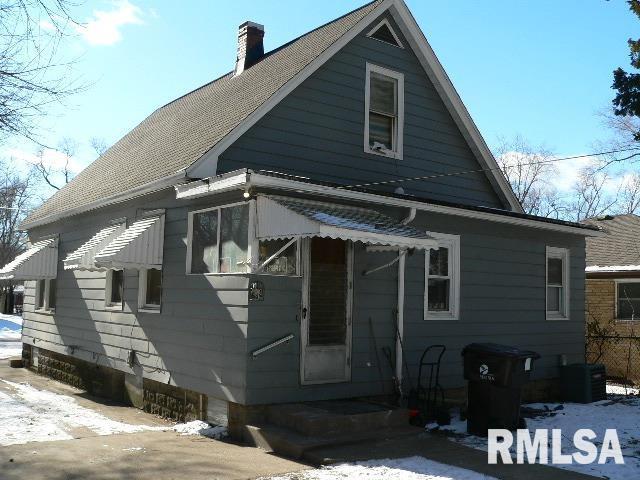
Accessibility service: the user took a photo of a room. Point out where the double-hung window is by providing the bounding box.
[105,269,124,310]
[138,268,162,312]
[35,279,56,313]
[364,63,404,159]
[188,203,250,274]
[616,281,640,321]
[546,247,570,320]
[424,233,460,320]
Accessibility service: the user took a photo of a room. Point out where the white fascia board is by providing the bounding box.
[186,0,395,180]
[175,171,601,237]
[175,172,250,199]
[586,265,640,273]
[21,172,185,231]
[388,0,522,213]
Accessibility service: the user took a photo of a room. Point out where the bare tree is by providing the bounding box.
[570,166,618,221]
[0,1,83,143]
[494,135,561,215]
[33,136,77,190]
[617,172,640,214]
[90,136,108,156]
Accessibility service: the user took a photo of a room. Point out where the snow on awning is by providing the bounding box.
[0,238,58,281]
[256,196,437,250]
[63,222,126,271]
[93,213,165,270]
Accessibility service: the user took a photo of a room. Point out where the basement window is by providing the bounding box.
[35,278,56,313]
[188,203,250,274]
[105,269,124,310]
[364,63,404,159]
[138,268,162,312]
[424,233,460,320]
[616,281,640,321]
[546,247,570,320]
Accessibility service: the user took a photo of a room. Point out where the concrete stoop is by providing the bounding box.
[242,401,422,460]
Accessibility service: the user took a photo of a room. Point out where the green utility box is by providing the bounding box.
[560,363,606,403]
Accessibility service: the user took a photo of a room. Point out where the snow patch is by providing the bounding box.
[0,341,22,359]
[264,456,497,480]
[0,380,165,446]
[172,420,227,439]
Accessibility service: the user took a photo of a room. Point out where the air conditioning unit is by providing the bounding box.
[560,363,606,403]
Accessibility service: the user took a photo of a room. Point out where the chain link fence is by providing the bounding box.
[587,334,640,386]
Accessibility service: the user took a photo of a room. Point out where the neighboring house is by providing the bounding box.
[583,214,640,382]
[0,0,598,434]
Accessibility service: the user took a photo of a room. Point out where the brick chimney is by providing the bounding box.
[235,21,265,75]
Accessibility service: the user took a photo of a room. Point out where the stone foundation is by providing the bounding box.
[143,378,207,422]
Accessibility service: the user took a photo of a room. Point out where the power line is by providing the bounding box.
[339,147,640,190]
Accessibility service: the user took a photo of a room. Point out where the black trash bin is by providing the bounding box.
[461,343,540,436]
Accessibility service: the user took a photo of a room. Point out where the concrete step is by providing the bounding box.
[266,401,409,437]
[242,423,422,460]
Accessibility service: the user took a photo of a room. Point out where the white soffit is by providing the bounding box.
[256,195,437,250]
[0,238,58,280]
[63,222,126,271]
[94,214,165,270]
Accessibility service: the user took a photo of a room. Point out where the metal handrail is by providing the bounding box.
[250,334,294,358]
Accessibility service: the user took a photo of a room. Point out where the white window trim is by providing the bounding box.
[105,269,124,311]
[138,268,162,313]
[424,232,460,321]
[364,62,404,160]
[614,278,640,322]
[546,246,570,321]
[186,200,252,275]
[366,18,404,49]
[34,278,55,314]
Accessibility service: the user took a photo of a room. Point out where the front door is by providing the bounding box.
[301,237,353,384]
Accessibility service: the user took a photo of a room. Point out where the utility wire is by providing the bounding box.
[339,147,640,190]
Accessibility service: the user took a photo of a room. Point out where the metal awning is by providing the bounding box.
[63,222,126,271]
[94,213,165,270]
[0,238,58,281]
[256,196,437,250]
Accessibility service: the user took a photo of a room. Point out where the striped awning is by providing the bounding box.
[94,213,165,270]
[0,238,58,281]
[256,196,437,250]
[63,222,126,271]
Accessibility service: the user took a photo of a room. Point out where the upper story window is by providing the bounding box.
[616,281,640,321]
[424,233,460,320]
[546,247,570,320]
[139,268,162,312]
[188,203,250,274]
[35,278,56,313]
[364,63,404,160]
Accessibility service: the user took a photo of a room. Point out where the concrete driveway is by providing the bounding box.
[0,364,306,480]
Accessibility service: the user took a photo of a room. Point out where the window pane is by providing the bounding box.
[369,112,393,150]
[220,204,249,273]
[191,210,218,273]
[429,247,449,276]
[370,73,396,115]
[36,280,45,309]
[259,239,297,275]
[547,286,562,312]
[547,257,563,285]
[145,269,162,306]
[618,283,640,300]
[618,299,640,320]
[428,278,450,311]
[48,279,56,310]
[111,270,123,304]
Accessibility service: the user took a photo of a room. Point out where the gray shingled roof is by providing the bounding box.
[583,214,640,268]
[24,1,382,227]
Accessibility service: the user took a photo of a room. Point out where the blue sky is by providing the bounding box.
[6,0,638,191]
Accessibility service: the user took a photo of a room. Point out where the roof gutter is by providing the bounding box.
[175,171,603,237]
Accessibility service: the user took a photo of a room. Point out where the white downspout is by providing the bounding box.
[395,207,416,393]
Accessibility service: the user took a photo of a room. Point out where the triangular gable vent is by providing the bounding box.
[367,19,403,48]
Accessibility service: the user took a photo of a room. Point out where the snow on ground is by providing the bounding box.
[265,456,497,480]
[0,313,23,359]
[428,389,640,480]
[0,312,23,327]
[173,420,227,439]
[0,380,166,446]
